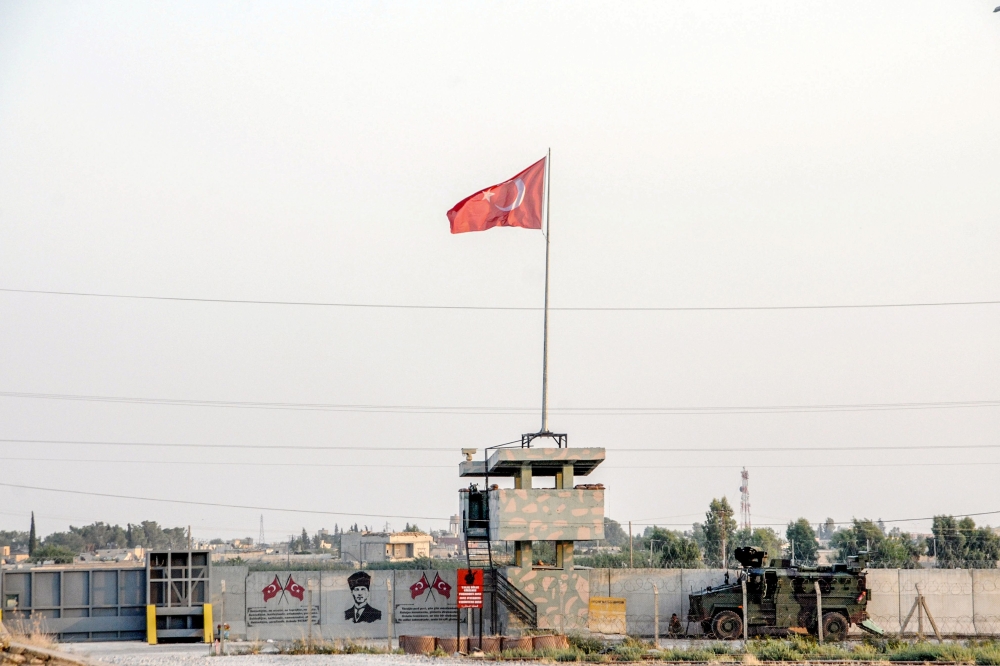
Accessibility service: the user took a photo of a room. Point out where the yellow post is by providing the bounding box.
[146,605,158,645]
[203,603,214,643]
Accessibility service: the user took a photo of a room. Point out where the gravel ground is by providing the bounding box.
[57,644,489,666]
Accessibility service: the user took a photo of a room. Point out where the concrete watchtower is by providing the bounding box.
[459,444,606,632]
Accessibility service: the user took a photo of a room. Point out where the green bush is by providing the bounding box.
[706,643,734,655]
[612,645,647,662]
[501,648,535,660]
[659,648,718,661]
[888,642,975,662]
[977,647,1000,666]
[553,649,583,662]
[747,639,804,662]
[582,654,608,663]
[569,634,607,655]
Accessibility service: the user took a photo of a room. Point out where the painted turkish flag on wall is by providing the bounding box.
[447,157,546,234]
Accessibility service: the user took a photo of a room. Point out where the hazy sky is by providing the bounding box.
[1,2,999,544]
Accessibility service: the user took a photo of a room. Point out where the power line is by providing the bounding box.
[627,509,1000,529]
[0,438,455,451]
[1,456,999,470]
[0,482,444,521]
[2,390,1000,416]
[3,286,1000,312]
[1,437,999,454]
[4,479,998,533]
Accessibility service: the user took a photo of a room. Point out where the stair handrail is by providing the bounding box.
[489,568,537,628]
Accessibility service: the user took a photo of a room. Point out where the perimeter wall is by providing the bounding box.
[203,566,1000,641]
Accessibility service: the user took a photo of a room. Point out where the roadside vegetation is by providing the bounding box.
[212,635,1000,663]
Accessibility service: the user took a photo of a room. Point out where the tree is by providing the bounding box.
[931,516,1000,568]
[28,513,37,555]
[43,531,86,553]
[734,527,784,563]
[0,530,29,552]
[126,522,188,549]
[602,518,628,548]
[651,529,703,568]
[30,544,76,564]
[703,498,737,568]
[817,518,837,542]
[831,519,921,568]
[786,518,819,565]
[403,523,425,534]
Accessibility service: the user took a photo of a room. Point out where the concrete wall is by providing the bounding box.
[17,565,994,642]
[587,568,729,637]
[489,489,605,541]
[233,569,465,641]
[209,567,1000,640]
[504,566,590,633]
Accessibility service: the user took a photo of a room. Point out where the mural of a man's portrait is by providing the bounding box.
[344,571,382,623]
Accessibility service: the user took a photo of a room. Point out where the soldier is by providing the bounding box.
[668,613,683,637]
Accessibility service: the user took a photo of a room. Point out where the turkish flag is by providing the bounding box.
[447,158,546,234]
[262,575,282,602]
[410,573,431,599]
[284,575,305,601]
[431,573,452,598]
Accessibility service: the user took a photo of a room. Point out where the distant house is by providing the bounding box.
[340,531,433,564]
[78,547,146,563]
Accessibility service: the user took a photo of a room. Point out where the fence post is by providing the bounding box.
[917,583,924,639]
[387,577,394,652]
[742,578,749,642]
[653,584,659,647]
[815,581,823,643]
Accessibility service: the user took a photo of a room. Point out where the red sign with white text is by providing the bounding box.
[456,569,483,609]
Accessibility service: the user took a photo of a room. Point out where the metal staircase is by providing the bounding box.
[487,568,537,628]
[463,484,537,629]
[466,539,493,569]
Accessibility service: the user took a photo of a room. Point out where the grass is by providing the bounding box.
[249,634,1000,663]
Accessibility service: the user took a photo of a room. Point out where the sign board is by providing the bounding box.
[588,596,626,634]
[246,572,320,627]
[456,569,484,609]
[394,570,458,623]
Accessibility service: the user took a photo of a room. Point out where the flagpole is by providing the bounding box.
[540,147,552,434]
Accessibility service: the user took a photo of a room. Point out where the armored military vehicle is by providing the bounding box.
[688,547,883,640]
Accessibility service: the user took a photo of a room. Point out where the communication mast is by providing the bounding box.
[740,468,751,531]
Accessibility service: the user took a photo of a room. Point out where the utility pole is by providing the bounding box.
[740,468,751,531]
[629,521,633,568]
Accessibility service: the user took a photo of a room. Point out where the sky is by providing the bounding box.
[0,1,999,544]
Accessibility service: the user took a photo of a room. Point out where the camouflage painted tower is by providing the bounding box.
[459,443,605,632]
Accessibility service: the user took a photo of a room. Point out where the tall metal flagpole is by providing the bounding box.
[540,147,552,434]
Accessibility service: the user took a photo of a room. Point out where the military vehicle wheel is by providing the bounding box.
[712,610,743,640]
[822,612,849,641]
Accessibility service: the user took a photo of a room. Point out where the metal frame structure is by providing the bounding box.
[521,431,567,448]
[146,550,210,640]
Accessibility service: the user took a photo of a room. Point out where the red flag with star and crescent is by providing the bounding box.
[410,573,431,599]
[447,158,546,234]
[262,575,282,602]
[284,575,306,601]
[431,573,452,598]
